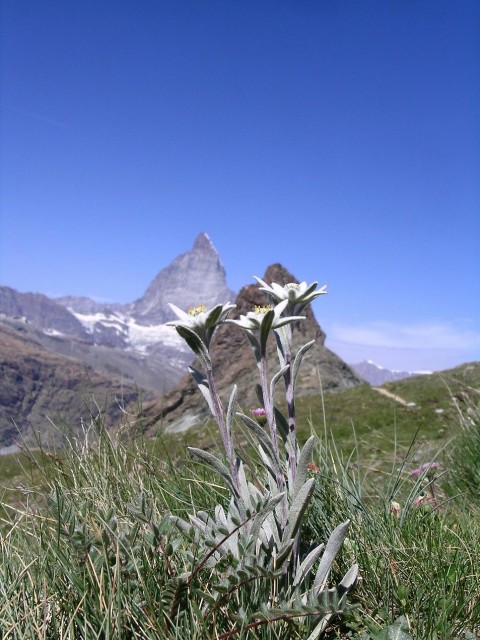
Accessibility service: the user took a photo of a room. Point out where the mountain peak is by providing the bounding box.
[193,232,216,253]
[261,263,297,286]
[130,234,234,324]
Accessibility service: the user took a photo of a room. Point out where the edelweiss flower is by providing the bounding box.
[254,277,327,315]
[226,299,305,360]
[167,302,236,351]
[226,299,304,334]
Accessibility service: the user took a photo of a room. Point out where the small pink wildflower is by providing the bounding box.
[307,462,320,474]
[411,462,440,478]
[251,408,267,425]
[413,495,436,508]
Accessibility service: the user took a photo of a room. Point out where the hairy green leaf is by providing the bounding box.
[292,435,316,500]
[175,325,211,367]
[283,478,315,542]
[247,492,285,551]
[270,364,290,402]
[259,308,275,357]
[314,520,351,592]
[275,538,295,568]
[293,542,325,587]
[226,385,238,441]
[369,616,413,640]
[337,562,358,601]
[188,448,238,497]
[273,406,289,442]
[236,412,280,474]
[292,340,315,391]
[189,367,215,415]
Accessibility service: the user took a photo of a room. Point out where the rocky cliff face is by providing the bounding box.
[143,264,362,434]
[0,323,152,447]
[129,233,235,325]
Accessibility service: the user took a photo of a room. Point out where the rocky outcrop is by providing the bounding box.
[144,264,362,434]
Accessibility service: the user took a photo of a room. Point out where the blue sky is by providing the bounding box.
[1,1,479,371]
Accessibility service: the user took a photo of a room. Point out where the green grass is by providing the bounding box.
[1,363,479,638]
[167,363,480,492]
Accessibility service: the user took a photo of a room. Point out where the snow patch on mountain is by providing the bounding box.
[365,359,384,369]
[72,311,125,334]
[44,328,65,337]
[70,309,187,354]
[128,322,184,352]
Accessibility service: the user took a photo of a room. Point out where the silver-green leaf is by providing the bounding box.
[314,520,351,592]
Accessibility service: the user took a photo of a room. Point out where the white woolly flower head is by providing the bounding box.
[226,299,304,334]
[167,302,236,363]
[254,277,327,309]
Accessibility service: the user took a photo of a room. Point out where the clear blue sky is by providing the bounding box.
[1,1,479,371]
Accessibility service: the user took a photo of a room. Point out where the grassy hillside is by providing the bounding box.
[2,362,478,514]
[162,362,479,481]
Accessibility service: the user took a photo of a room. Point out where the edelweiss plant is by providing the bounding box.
[167,278,357,637]
[253,278,327,486]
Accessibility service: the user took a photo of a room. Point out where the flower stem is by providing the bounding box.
[283,351,298,485]
[427,477,438,509]
[204,362,238,491]
[275,325,298,485]
[259,353,286,523]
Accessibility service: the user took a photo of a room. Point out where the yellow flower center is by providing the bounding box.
[188,304,207,316]
[254,304,272,314]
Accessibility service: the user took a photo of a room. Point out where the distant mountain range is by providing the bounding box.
[1,234,233,394]
[1,232,436,446]
[350,360,432,386]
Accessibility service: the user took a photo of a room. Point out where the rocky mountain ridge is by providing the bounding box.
[0,286,91,341]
